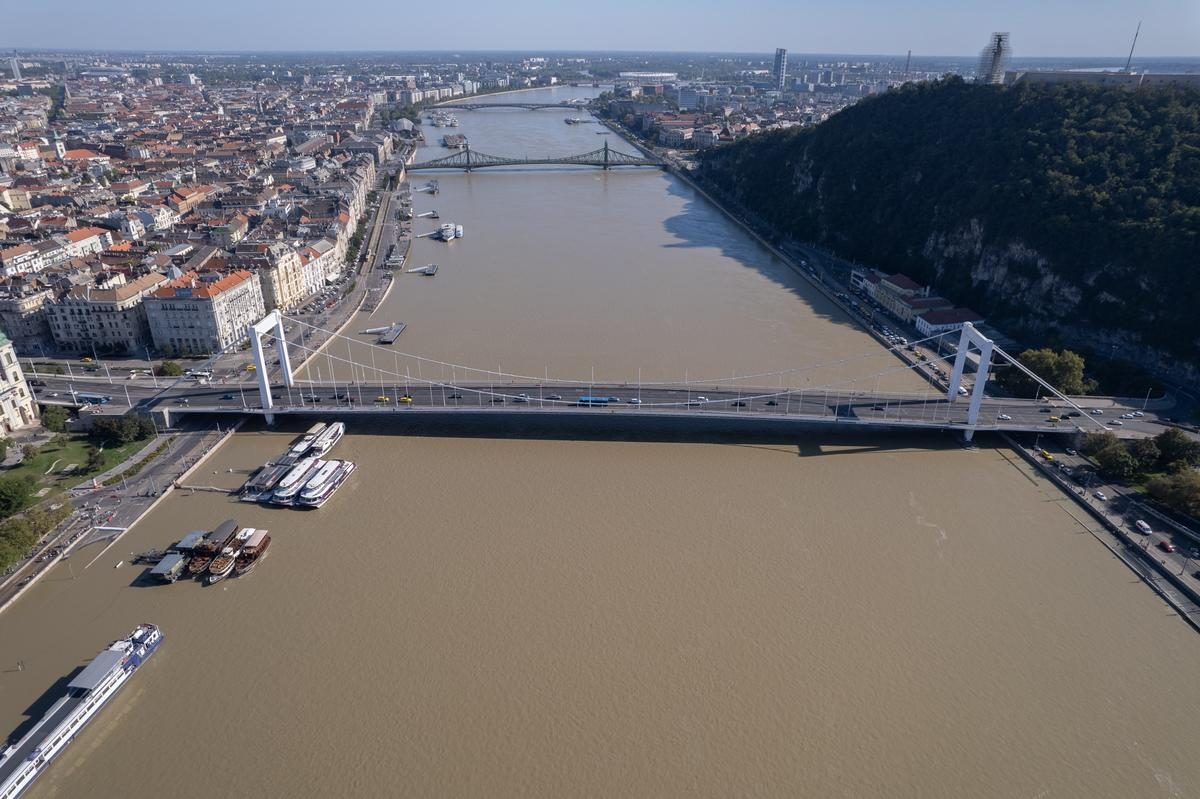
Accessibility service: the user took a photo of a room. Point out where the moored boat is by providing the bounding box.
[286,423,326,461]
[308,422,345,457]
[186,520,238,575]
[271,458,324,506]
[268,457,319,505]
[298,460,357,508]
[206,528,254,585]
[234,529,272,576]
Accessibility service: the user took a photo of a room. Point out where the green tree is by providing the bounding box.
[84,446,105,473]
[0,476,32,516]
[1146,469,1200,518]
[41,405,68,433]
[1094,444,1137,480]
[998,349,1088,398]
[1127,438,1161,474]
[0,437,9,461]
[155,360,184,377]
[20,444,38,462]
[1154,428,1200,471]
[1081,431,1119,456]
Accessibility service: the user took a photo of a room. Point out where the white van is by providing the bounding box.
[1134,520,1152,535]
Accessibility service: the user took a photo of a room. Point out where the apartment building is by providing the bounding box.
[144,270,265,355]
[43,271,168,354]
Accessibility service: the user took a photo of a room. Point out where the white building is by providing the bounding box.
[62,226,113,259]
[0,243,43,276]
[0,333,36,431]
[144,270,265,355]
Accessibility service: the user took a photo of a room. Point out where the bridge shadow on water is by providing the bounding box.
[231,413,981,453]
[659,179,861,335]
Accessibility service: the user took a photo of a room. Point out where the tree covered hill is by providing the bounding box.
[699,77,1200,374]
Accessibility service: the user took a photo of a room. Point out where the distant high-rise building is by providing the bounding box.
[8,53,20,80]
[773,48,788,92]
[976,33,1011,85]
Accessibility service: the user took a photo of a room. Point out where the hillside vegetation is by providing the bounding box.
[699,77,1200,368]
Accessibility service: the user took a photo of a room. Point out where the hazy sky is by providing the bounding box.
[5,0,1198,56]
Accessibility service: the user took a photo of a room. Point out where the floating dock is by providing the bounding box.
[407,264,438,275]
[378,323,407,344]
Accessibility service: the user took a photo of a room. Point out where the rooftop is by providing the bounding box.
[151,269,255,299]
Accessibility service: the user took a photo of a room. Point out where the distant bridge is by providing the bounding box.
[407,141,661,172]
[433,101,588,111]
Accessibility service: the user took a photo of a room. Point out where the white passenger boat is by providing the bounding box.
[308,422,345,457]
[298,460,357,508]
[269,457,320,505]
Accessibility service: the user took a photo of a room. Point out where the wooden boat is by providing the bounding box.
[234,530,271,577]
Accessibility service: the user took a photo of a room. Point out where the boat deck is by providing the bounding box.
[0,692,83,787]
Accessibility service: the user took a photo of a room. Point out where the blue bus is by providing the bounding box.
[577,396,620,405]
[76,393,113,405]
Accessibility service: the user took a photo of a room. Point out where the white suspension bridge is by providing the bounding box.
[28,311,1125,442]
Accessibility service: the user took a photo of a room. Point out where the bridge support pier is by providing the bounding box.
[947,322,994,442]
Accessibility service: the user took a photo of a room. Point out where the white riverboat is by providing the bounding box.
[0,625,162,799]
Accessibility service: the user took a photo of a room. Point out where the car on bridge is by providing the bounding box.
[1158,541,1177,553]
[997,413,1012,420]
[375,395,391,403]
[221,394,235,401]
[447,393,463,400]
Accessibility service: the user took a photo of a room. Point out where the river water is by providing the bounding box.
[4,87,1200,799]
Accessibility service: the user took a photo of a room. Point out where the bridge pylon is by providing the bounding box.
[946,322,994,442]
[603,140,610,170]
[247,309,294,424]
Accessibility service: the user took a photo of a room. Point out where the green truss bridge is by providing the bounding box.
[407,141,662,171]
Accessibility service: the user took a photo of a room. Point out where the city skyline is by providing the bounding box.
[3,0,1198,58]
